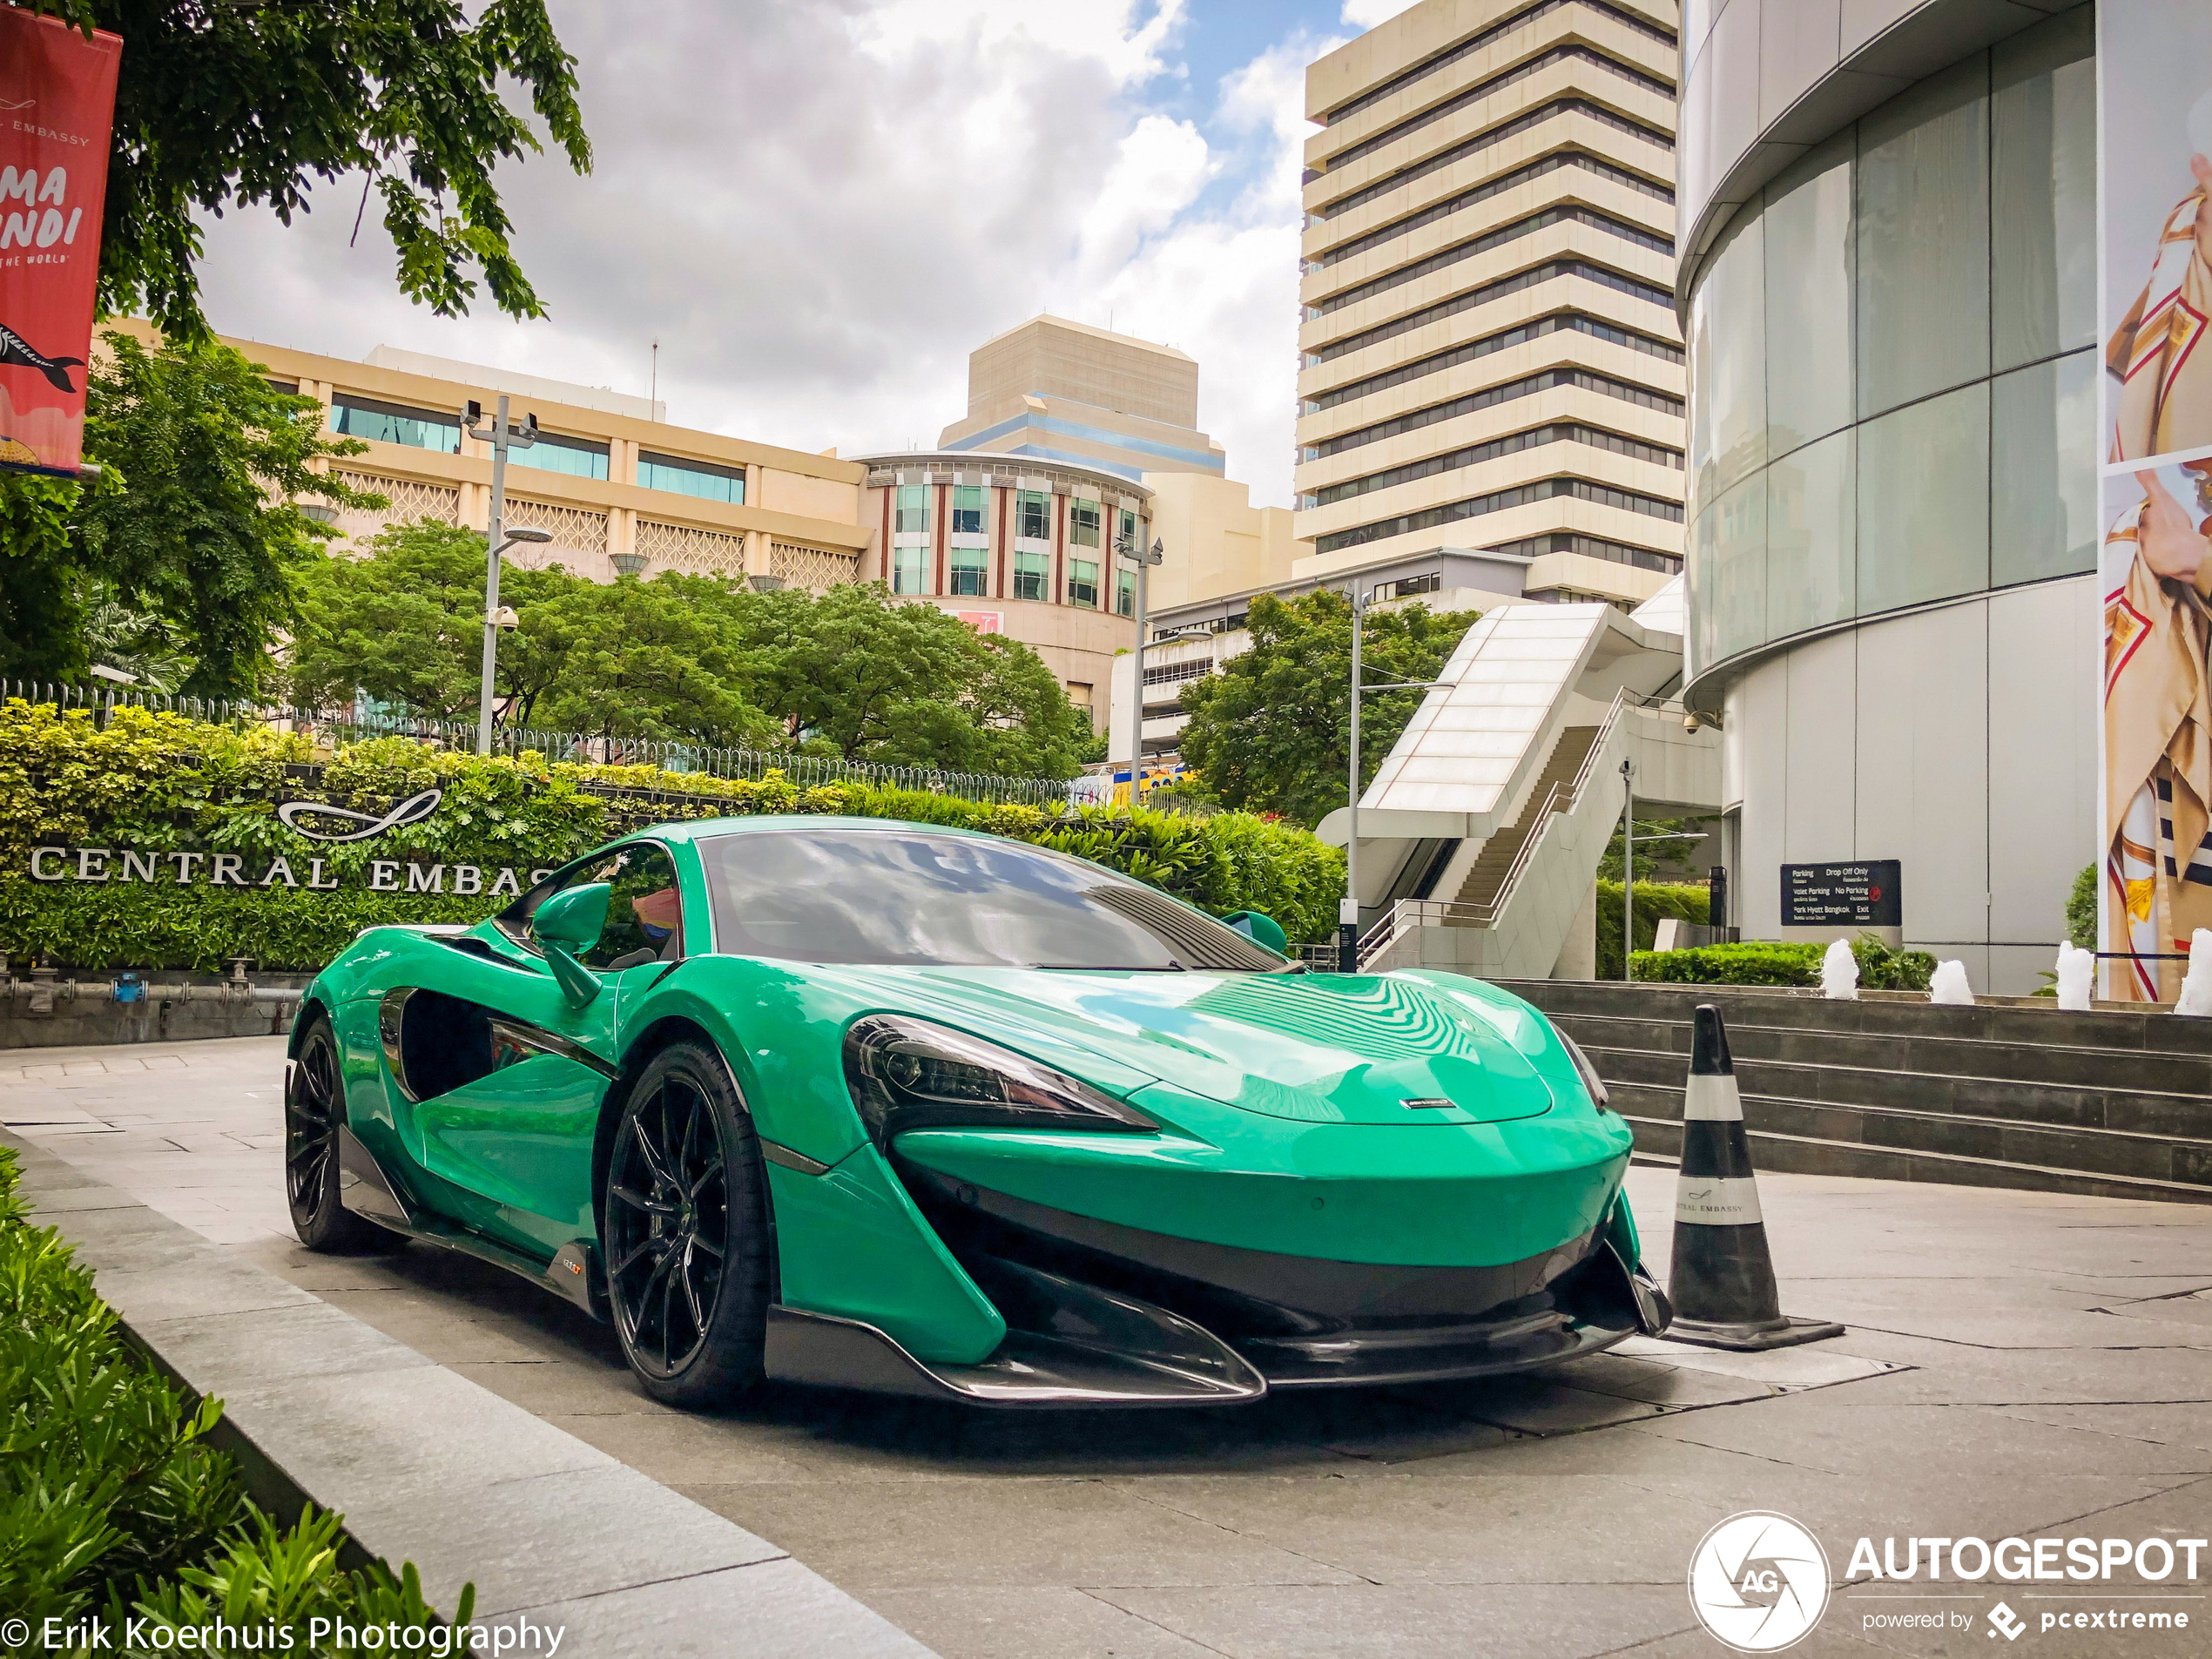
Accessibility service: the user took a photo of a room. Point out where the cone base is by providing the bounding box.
[1662,1313,1845,1352]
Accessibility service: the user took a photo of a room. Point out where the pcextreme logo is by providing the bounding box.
[1688,1512,1831,1652]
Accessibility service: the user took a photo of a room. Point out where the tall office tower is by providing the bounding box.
[1295,0,1683,608]
[939,314,1227,483]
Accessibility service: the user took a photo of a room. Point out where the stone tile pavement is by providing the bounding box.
[6,1035,2211,1658]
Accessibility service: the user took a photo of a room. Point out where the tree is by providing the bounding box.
[19,0,590,339]
[1176,590,1480,826]
[0,474,87,683]
[287,518,570,721]
[522,576,779,749]
[72,330,381,698]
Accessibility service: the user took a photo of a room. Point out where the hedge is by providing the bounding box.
[1596,880,1708,981]
[0,1145,475,1650]
[0,703,1346,970]
[1630,933,1936,991]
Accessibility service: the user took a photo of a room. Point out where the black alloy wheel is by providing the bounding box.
[603,1040,770,1405]
[286,1012,384,1251]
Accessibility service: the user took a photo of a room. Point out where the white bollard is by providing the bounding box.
[2175,928,2212,1016]
[1929,960,1973,1006]
[1821,937,1858,1001]
[2055,941,2093,1011]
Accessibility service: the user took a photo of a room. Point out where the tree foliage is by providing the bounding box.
[17,0,591,339]
[286,523,1099,778]
[1176,590,1480,826]
[0,332,377,696]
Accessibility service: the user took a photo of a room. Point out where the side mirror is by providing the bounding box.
[532,882,609,1007]
[1222,910,1289,956]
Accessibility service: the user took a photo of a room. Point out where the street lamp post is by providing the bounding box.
[462,395,543,756]
[1118,533,1163,813]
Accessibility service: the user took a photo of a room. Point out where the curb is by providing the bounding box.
[2,1128,937,1659]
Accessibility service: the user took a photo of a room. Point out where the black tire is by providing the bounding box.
[602,1040,772,1407]
[286,1011,387,1253]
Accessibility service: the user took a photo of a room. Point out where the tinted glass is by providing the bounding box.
[696,829,1283,971]
[505,843,685,970]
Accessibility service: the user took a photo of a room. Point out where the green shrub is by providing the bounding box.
[1629,932,1935,991]
[0,702,1346,969]
[1597,880,1708,980]
[2066,862,2096,952]
[0,1145,474,1650]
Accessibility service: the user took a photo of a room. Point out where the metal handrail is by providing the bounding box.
[1,678,1081,808]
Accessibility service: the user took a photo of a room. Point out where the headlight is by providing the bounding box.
[1555,1028,1612,1114]
[842,1015,1159,1145]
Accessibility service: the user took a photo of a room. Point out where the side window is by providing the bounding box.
[505,844,685,970]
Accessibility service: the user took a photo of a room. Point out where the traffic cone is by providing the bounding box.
[1665,1003,1844,1351]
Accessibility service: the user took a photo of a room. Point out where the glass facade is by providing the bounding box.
[331,395,461,454]
[639,451,744,504]
[893,545,930,595]
[1684,6,2094,683]
[1069,500,1102,549]
[509,431,611,481]
[952,485,984,535]
[1068,557,1099,609]
[1016,490,1050,541]
[1014,549,1048,601]
[949,544,988,596]
[1116,568,1136,617]
[894,485,930,535]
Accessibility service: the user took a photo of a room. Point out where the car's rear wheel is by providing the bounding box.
[286,1011,387,1253]
[603,1040,771,1406]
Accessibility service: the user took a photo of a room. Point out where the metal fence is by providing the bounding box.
[2,679,1082,809]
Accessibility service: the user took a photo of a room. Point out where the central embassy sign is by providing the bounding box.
[25,788,553,896]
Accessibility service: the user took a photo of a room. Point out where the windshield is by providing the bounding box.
[695,828,1289,971]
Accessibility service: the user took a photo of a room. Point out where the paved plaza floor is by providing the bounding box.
[5,1035,2210,1658]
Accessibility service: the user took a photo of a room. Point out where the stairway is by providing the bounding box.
[1451,726,1599,910]
[1496,979,2212,1206]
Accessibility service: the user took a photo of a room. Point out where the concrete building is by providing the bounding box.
[1675,1,2094,995]
[857,451,1148,732]
[192,334,873,589]
[1294,0,1685,610]
[937,315,1226,482]
[1141,473,1302,612]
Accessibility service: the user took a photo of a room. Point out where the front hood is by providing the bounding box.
[806,965,1561,1127]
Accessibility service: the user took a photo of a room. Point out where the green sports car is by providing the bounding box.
[285,816,1670,1407]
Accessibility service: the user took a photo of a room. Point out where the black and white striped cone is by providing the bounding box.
[1665,1003,1844,1351]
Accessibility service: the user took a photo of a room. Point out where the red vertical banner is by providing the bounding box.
[0,8,121,476]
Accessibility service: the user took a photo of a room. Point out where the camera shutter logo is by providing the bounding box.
[276,788,442,843]
[1688,1512,1831,1652]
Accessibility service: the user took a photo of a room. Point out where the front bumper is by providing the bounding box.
[761,1162,1670,1407]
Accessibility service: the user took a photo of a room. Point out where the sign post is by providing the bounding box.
[1780,860,1902,931]
[0,10,123,477]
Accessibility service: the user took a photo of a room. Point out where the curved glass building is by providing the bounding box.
[1678,0,2094,993]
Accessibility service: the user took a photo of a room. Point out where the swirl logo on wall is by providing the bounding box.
[276,789,443,844]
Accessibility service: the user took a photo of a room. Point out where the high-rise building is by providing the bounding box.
[938,314,1226,482]
[1293,0,1683,609]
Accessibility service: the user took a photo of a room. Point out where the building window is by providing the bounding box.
[1118,508,1138,553]
[952,484,984,535]
[894,545,931,594]
[1116,568,1136,617]
[1014,549,1048,601]
[1017,489,1051,541]
[1068,557,1099,608]
[1069,500,1102,549]
[639,451,745,504]
[1375,571,1441,600]
[1067,681,1093,713]
[509,430,612,481]
[330,394,461,454]
[894,484,931,535]
[949,544,988,597]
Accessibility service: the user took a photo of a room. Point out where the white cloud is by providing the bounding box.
[1339,0,1418,27]
[187,0,1331,506]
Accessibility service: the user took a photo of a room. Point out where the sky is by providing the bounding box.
[191,0,1423,509]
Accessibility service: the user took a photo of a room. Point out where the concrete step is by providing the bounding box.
[1582,1040,2212,1140]
[1623,1115,2212,1207]
[1501,976,2212,1059]
[1605,1078,2212,1190]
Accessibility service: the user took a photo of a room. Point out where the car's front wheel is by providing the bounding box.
[602,1040,772,1406]
[286,1011,388,1253]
